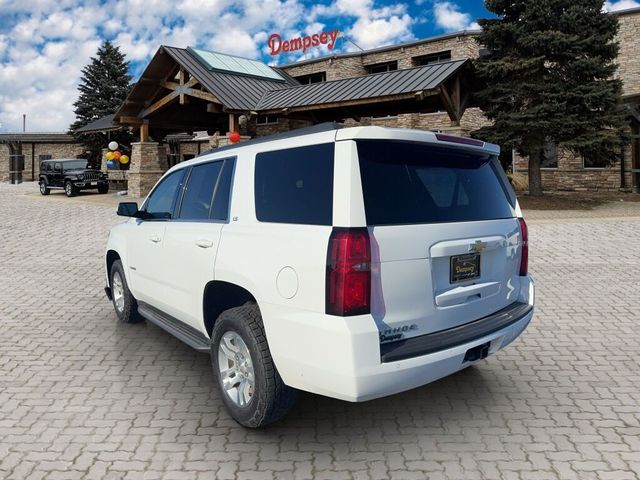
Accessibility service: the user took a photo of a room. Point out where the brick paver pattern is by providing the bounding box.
[1,183,639,480]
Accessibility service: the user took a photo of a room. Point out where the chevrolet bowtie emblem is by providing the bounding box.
[471,240,487,253]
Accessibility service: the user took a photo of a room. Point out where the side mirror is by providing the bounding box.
[117,202,139,217]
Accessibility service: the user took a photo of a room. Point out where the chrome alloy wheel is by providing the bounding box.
[112,271,125,313]
[65,182,72,196]
[39,181,46,194]
[218,331,255,407]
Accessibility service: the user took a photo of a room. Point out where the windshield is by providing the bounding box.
[63,160,89,170]
[356,140,516,226]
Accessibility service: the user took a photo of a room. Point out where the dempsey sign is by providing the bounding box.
[268,30,340,56]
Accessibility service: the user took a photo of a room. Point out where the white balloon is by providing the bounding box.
[108,141,118,151]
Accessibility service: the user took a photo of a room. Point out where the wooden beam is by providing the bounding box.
[140,120,149,142]
[179,69,185,105]
[119,116,143,126]
[228,113,239,133]
[163,77,198,91]
[182,88,221,104]
[438,85,459,124]
[453,76,461,120]
[139,90,179,118]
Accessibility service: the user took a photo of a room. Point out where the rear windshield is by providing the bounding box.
[356,140,515,226]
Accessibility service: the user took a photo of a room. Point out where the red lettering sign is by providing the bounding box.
[268,30,340,56]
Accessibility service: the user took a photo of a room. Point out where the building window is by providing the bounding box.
[182,154,195,162]
[413,50,452,66]
[256,115,279,125]
[294,72,326,84]
[583,153,609,169]
[366,61,398,74]
[541,142,558,169]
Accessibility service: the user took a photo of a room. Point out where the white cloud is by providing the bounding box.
[310,0,415,52]
[0,0,418,132]
[433,1,480,32]
[603,0,640,11]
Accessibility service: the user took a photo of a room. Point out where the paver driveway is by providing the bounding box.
[1,182,639,480]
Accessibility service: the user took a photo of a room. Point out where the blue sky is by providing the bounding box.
[0,0,637,131]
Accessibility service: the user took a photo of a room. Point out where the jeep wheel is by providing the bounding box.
[64,180,77,197]
[98,184,109,194]
[110,260,143,323]
[211,304,297,428]
[39,180,50,195]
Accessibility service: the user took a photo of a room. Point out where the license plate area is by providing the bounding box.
[450,253,480,283]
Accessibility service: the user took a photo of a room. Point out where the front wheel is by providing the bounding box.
[110,260,143,323]
[211,304,297,428]
[39,180,50,195]
[64,180,77,197]
[98,183,109,194]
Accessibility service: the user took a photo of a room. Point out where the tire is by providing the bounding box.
[211,304,298,427]
[64,180,77,197]
[109,260,143,324]
[39,180,50,195]
[98,184,109,194]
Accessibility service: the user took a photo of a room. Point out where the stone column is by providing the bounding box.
[128,142,165,198]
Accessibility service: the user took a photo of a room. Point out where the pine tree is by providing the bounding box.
[473,0,628,196]
[70,41,132,162]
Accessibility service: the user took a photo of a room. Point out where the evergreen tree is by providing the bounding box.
[70,41,132,163]
[473,0,628,196]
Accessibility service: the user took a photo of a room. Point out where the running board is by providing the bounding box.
[137,302,210,353]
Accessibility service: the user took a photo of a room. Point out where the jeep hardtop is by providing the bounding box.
[104,123,534,427]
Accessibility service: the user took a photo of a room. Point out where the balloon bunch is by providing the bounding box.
[105,141,130,169]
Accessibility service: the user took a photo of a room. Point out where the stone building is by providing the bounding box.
[0,133,85,182]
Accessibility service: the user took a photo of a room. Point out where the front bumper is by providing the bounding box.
[75,180,108,188]
[265,275,535,402]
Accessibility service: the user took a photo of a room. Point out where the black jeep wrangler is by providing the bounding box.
[39,159,109,197]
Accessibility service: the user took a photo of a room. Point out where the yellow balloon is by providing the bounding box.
[119,154,129,164]
[106,151,115,160]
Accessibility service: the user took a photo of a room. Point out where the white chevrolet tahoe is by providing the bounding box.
[104,124,534,427]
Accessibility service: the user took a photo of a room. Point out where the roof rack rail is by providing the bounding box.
[198,122,343,157]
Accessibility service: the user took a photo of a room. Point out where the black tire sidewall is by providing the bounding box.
[39,180,49,195]
[109,260,140,323]
[211,312,268,426]
[64,181,75,197]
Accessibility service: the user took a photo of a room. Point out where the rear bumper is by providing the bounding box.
[265,275,534,402]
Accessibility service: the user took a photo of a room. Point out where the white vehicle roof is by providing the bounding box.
[171,123,500,173]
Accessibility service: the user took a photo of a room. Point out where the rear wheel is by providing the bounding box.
[39,180,50,195]
[64,180,77,197]
[110,260,143,323]
[211,304,297,427]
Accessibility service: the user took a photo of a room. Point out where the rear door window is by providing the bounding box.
[356,140,515,225]
[254,143,334,225]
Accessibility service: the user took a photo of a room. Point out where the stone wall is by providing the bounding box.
[282,33,480,81]
[128,142,166,198]
[0,142,85,182]
[617,10,640,97]
[513,146,633,191]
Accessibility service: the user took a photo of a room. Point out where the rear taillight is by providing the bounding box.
[518,217,528,276]
[326,228,371,316]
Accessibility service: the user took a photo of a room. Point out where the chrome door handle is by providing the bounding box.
[195,239,213,248]
[149,234,161,243]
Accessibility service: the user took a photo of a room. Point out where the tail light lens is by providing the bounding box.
[518,217,528,276]
[326,228,371,316]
